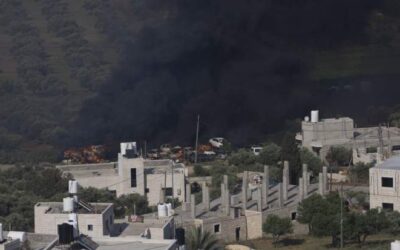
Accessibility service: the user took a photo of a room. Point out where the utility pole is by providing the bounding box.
[171,161,175,208]
[340,182,344,249]
[195,114,200,164]
[378,124,384,161]
[144,140,147,159]
[387,123,392,158]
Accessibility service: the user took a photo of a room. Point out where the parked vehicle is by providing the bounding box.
[209,137,224,148]
[251,146,263,156]
[160,144,171,153]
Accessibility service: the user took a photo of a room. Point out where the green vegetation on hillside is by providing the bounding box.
[0,165,150,231]
[1,0,400,163]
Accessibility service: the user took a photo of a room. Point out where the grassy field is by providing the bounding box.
[240,234,396,250]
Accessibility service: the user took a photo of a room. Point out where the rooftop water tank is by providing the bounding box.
[7,231,26,242]
[304,116,310,122]
[311,110,319,123]
[157,204,168,217]
[68,213,78,223]
[0,223,3,242]
[392,240,400,250]
[68,180,78,194]
[58,223,74,245]
[166,203,173,216]
[63,197,74,213]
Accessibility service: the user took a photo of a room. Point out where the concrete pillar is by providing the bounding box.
[191,194,196,219]
[202,182,210,211]
[225,185,230,216]
[257,187,263,212]
[159,184,165,204]
[221,183,226,211]
[242,171,248,211]
[223,175,228,189]
[283,161,289,201]
[302,164,308,197]
[323,166,328,194]
[263,165,269,206]
[298,177,304,201]
[307,172,311,186]
[318,173,324,195]
[185,184,191,202]
[278,183,284,208]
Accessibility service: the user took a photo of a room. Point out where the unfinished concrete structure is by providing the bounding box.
[172,163,329,243]
[57,142,186,206]
[370,156,400,211]
[296,110,400,163]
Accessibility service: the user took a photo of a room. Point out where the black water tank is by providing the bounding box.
[175,228,185,245]
[58,223,74,244]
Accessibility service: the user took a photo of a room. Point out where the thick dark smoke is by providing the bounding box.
[74,0,400,148]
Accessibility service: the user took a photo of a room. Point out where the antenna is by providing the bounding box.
[195,115,200,163]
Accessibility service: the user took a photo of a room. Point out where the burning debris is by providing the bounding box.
[63,145,107,164]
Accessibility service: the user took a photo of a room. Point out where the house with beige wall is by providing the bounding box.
[34,202,114,238]
[370,156,400,211]
[57,142,186,206]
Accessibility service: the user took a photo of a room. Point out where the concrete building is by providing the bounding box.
[173,164,328,243]
[370,156,400,211]
[297,110,400,163]
[33,180,178,250]
[57,142,186,206]
[34,202,114,238]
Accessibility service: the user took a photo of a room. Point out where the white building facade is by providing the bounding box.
[370,156,400,211]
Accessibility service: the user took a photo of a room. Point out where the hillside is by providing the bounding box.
[1,0,400,162]
[0,0,121,162]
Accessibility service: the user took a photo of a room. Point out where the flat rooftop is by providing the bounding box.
[374,156,400,170]
[36,202,112,214]
[1,232,57,250]
[96,240,172,250]
[115,216,171,237]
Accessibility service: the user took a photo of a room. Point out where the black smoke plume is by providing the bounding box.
[74,0,400,148]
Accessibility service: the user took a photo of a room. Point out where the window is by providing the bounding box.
[145,188,150,193]
[163,187,173,196]
[214,224,221,233]
[392,145,400,151]
[383,203,394,211]
[382,177,393,187]
[366,147,377,154]
[88,225,93,231]
[234,208,240,218]
[291,212,297,220]
[130,168,137,188]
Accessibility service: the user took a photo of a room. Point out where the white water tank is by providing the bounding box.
[311,110,319,123]
[166,203,173,216]
[73,195,79,205]
[68,180,78,194]
[120,142,137,155]
[63,197,74,212]
[0,223,3,242]
[392,240,400,250]
[158,204,168,217]
[304,116,310,122]
[67,214,79,238]
[7,231,26,242]
[68,213,78,222]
